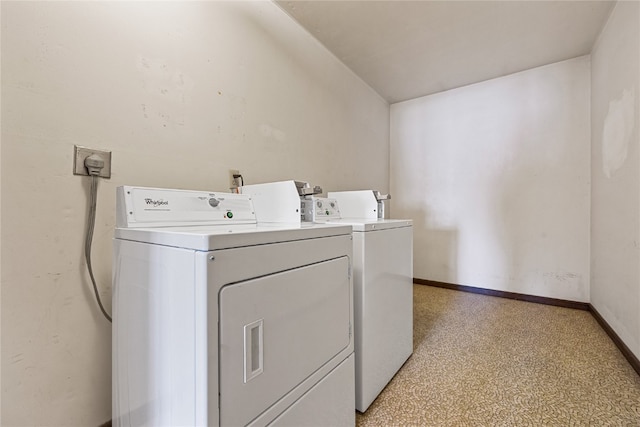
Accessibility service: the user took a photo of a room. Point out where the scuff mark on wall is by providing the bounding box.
[259,123,287,143]
[602,87,637,178]
[543,271,581,282]
[542,271,583,297]
[136,55,193,129]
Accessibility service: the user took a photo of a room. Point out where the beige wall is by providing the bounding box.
[0,2,389,425]
[390,57,591,302]
[590,0,640,360]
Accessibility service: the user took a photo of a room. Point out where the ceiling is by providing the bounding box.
[276,1,615,103]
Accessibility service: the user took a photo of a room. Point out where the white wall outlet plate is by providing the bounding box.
[73,145,112,178]
[229,169,240,187]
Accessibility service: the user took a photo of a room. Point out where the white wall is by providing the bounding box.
[391,56,591,302]
[590,1,640,360]
[0,2,389,425]
[0,3,3,420]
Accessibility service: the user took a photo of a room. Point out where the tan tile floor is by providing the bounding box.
[356,285,640,426]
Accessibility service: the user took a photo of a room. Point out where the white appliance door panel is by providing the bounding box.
[219,256,351,426]
[208,235,352,286]
[266,354,355,427]
[355,226,414,411]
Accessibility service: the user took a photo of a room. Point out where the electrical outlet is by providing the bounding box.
[73,145,112,178]
[229,169,240,187]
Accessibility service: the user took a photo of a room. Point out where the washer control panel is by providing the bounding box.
[300,196,341,222]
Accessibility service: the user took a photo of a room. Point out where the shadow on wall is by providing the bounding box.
[412,227,460,347]
[420,228,459,284]
[411,227,458,349]
[403,207,458,285]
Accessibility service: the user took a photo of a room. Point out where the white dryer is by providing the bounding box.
[112,186,355,427]
[327,190,413,413]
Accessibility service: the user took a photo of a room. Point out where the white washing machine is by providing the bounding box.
[327,190,413,413]
[112,186,355,427]
[240,180,341,224]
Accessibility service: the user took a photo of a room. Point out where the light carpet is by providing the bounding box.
[356,284,640,426]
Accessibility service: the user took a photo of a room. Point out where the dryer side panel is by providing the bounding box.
[218,256,352,427]
[113,240,198,427]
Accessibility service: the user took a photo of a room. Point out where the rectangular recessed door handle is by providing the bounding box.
[244,319,263,383]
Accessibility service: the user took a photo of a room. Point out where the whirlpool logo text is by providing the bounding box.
[144,198,169,207]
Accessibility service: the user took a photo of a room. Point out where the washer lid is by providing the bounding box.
[115,222,353,251]
[326,218,412,232]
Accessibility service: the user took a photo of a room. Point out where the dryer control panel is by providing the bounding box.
[116,186,256,228]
